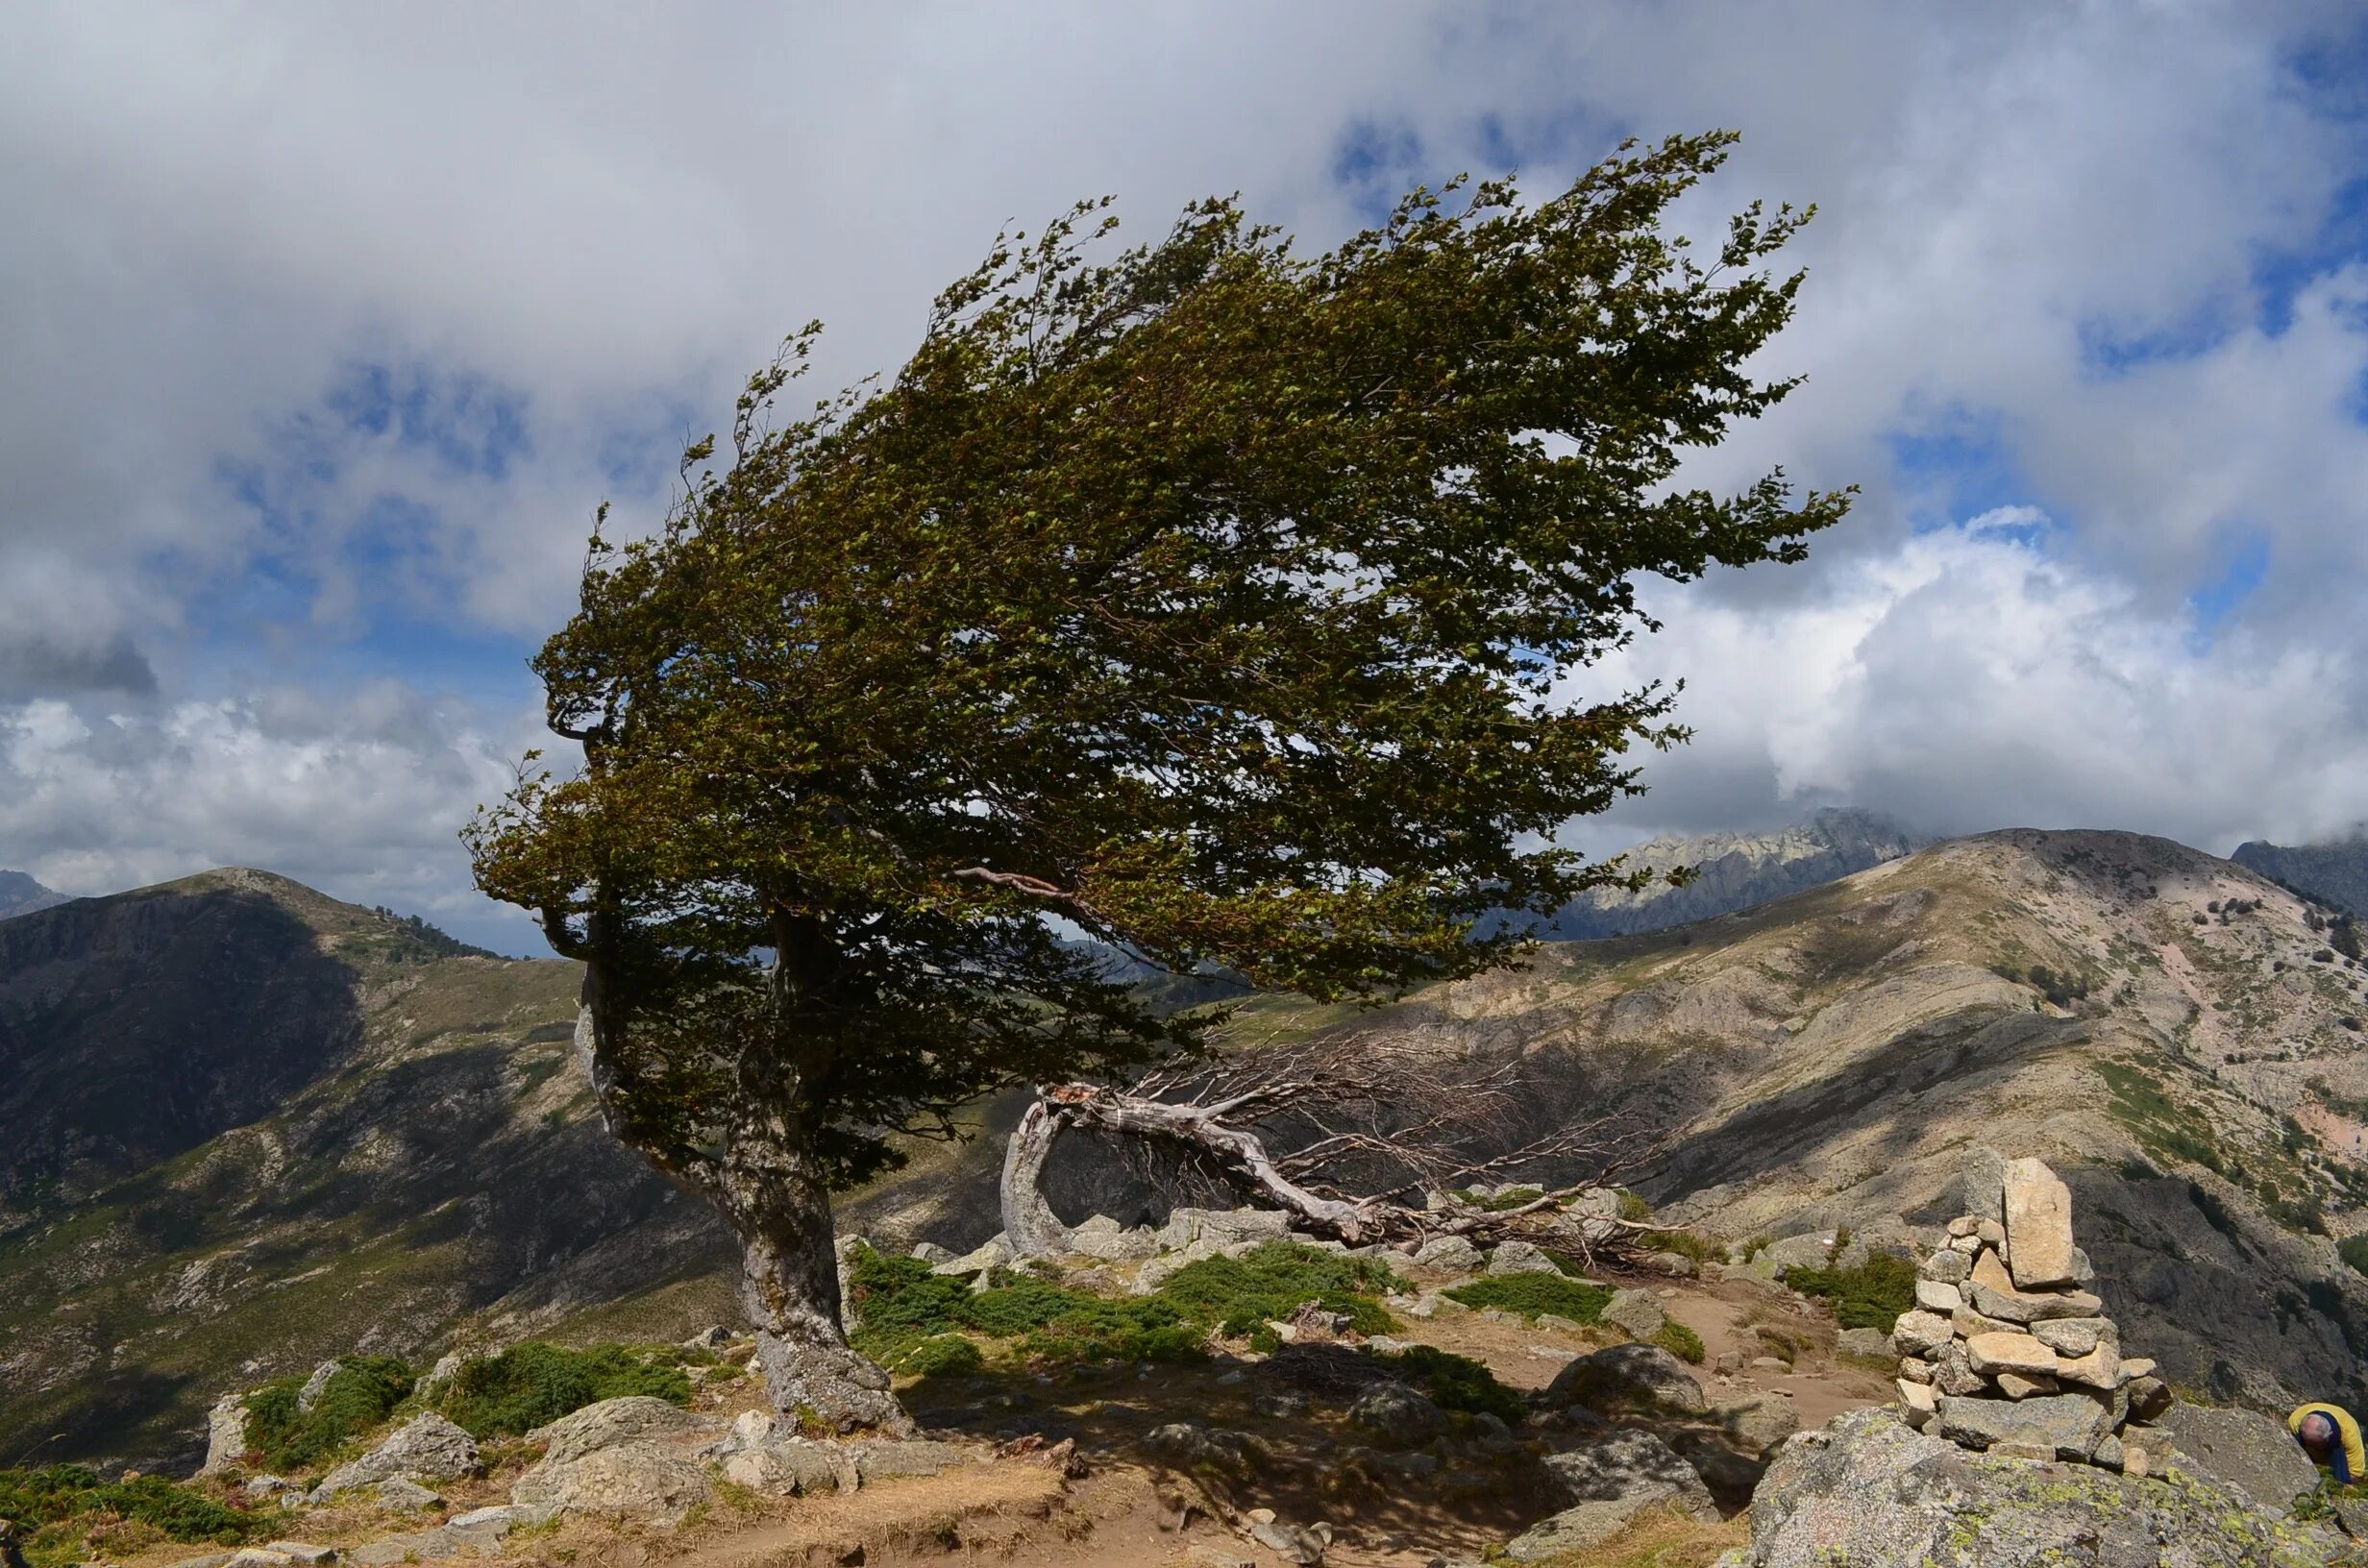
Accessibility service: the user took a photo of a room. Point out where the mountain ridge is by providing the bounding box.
[0,868,68,919]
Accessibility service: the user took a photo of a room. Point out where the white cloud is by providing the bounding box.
[2,3,2366,931]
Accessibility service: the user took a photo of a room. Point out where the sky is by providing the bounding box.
[3,2,2367,954]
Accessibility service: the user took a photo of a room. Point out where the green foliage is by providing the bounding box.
[243,1356,416,1473]
[466,132,1847,1212]
[1656,1231,1722,1265]
[2339,1235,2368,1278]
[2096,1061,2227,1174]
[0,1466,259,1548]
[1374,1344,1527,1426]
[1443,1271,1612,1323]
[883,1334,984,1378]
[434,1341,693,1438]
[845,1240,1394,1370]
[1616,1189,1655,1222]
[1785,1251,1916,1331]
[2335,917,2363,964]
[1654,1320,1708,1364]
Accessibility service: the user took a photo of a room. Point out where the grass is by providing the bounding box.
[2096,1061,2228,1175]
[435,1341,697,1438]
[1653,1320,1707,1364]
[0,1466,262,1568]
[1782,1250,1916,1332]
[845,1239,1401,1371]
[1443,1271,1612,1323]
[1517,1502,1749,1567]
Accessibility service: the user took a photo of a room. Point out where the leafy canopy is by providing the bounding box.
[468,132,1848,1187]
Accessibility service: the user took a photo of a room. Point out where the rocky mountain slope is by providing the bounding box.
[1532,807,1926,939]
[14,829,2368,1476]
[2235,831,2368,918]
[0,868,67,919]
[0,872,737,1471]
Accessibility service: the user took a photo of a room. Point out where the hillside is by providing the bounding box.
[0,872,737,1470]
[2234,831,2368,919]
[13,830,2368,1474]
[0,868,67,919]
[1533,807,1926,939]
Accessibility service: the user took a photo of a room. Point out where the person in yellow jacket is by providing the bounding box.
[2292,1402,2367,1485]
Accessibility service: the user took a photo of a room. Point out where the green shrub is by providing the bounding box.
[1655,1231,1721,1265]
[1374,1344,1527,1426]
[435,1342,693,1437]
[1654,1320,1707,1364]
[886,1334,985,1378]
[2340,1236,2368,1278]
[1443,1272,1610,1323]
[1616,1189,1654,1222]
[0,1466,259,1547]
[1155,1243,1400,1336]
[243,1356,417,1473]
[1784,1250,1916,1331]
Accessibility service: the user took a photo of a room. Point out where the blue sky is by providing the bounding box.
[3,3,2367,952]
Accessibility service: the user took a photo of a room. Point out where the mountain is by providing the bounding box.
[16,831,2368,1469]
[1535,807,1927,939]
[2232,831,2368,919]
[0,868,67,919]
[0,870,739,1470]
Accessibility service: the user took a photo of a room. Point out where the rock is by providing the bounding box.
[2030,1316,2112,1358]
[1132,1242,1219,1294]
[1647,1249,1700,1278]
[227,1551,294,1568]
[1156,1207,1292,1251]
[1992,1372,2060,1400]
[720,1439,844,1496]
[1977,1217,2005,1247]
[1898,1358,1934,1385]
[264,1546,337,1566]
[312,1413,481,1498]
[1485,1240,1563,1276]
[1714,1390,1800,1455]
[1963,1331,2059,1378]
[932,1235,1013,1277]
[1506,1430,1717,1561]
[1761,1235,1831,1277]
[1913,1279,1962,1313]
[1964,1249,2103,1324]
[1890,1310,1954,1358]
[1936,1391,2109,1458]
[295,1360,340,1413]
[1412,1235,1484,1272]
[909,1240,956,1263]
[1543,1343,1707,1414]
[511,1440,713,1524]
[852,1437,967,1480]
[243,1476,296,1500]
[1952,1304,2017,1338]
[1918,1249,1970,1286]
[681,1325,732,1351]
[1346,1384,1449,1448]
[416,1352,464,1398]
[2161,1405,2321,1517]
[1248,1516,1329,1564]
[1897,1380,1938,1428]
[1601,1286,1666,1340]
[199,1393,250,1476]
[369,1478,444,1510]
[1146,1422,1269,1481]
[1932,1342,1985,1397]
[2053,1342,2120,1390]
[1837,1327,1894,1360]
[1727,1406,2342,1567]
[2125,1375,2173,1423]
[1946,1216,1981,1237]
[1715,1351,1744,1376]
[526,1396,724,1466]
[1070,1224,1161,1262]
[2000,1158,2077,1289]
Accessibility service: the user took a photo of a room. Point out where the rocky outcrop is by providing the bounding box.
[1542,1343,1708,1414]
[310,1413,480,1500]
[509,1397,729,1525]
[1505,1429,1718,1561]
[1721,1407,2341,1567]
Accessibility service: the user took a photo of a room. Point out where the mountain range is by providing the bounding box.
[10,821,2368,1471]
[0,869,67,919]
[2233,831,2368,919]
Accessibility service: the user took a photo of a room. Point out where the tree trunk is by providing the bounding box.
[999,1098,1075,1257]
[572,991,912,1435]
[1002,1084,1380,1247]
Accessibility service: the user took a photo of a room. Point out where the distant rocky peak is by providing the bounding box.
[2231,831,2368,919]
[0,869,67,919]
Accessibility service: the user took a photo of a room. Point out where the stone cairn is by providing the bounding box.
[1889,1156,2174,1473]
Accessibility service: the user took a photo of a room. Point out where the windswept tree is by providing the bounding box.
[468,132,1850,1431]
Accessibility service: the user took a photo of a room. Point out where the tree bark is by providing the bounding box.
[999,1098,1075,1257]
[571,985,912,1435]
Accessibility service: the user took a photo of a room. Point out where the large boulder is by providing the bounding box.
[1504,1430,1716,1562]
[1761,1235,1831,1277]
[1935,1391,2110,1459]
[2159,1406,2321,1517]
[1725,1407,2341,1568]
[1601,1287,1667,1340]
[510,1442,712,1524]
[1999,1157,2076,1290]
[1542,1343,1707,1414]
[311,1413,481,1498]
[526,1397,724,1466]
[1485,1240,1563,1276]
[198,1394,250,1477]
[1345,1384,1449,1449]
[1712,1390,1800,1457]
[1156,1208,1292,1251]
[1413,1235,1485,1273]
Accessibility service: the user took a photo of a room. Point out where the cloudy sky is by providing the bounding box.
[4,3,2366,952]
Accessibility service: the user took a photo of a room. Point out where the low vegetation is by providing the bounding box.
[1654,1320,1708,1364]
[845,1240,1402,1371]
[1371,1343,1528,1426]
[0,1466,259,1567]
[1443,1271,1612,1323]
[242,1356,415,1472]
[1783,1250,1916,1331]
[435,1341,700,1438]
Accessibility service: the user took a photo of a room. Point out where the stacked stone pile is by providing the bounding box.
[1889,1157,2174,1472]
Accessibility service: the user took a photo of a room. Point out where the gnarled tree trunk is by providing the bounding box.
[572,984,912,1435]
[999,1098,1077,1257]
